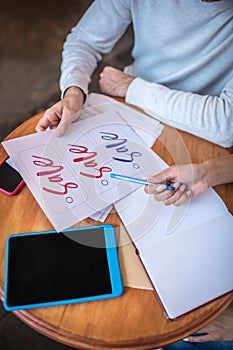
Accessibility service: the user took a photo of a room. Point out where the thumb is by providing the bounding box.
[55,110,81,137]
[55,119,70,137]
[144,172,167,194]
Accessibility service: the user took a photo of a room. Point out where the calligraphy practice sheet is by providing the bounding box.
[2,111,161,231]
[81,94,164,221]
[83,93,164,148]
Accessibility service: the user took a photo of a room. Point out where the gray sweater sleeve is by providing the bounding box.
[60,0,131,97]
[126,77,233,148]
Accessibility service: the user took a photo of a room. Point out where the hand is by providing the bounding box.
[35,87,84,136]
[99,66,135,98]
[185,303,233,342]
[144,163,211,206]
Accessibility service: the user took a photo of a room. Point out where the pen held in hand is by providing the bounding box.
[110,173,176,190]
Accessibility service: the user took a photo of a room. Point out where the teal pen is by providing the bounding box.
[110,173,175,190]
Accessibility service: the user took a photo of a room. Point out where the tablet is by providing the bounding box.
[4,224,123,311]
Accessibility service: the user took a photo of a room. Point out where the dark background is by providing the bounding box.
[0,0,133,141]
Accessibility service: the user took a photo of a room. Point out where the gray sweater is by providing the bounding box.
[60,0,233,147]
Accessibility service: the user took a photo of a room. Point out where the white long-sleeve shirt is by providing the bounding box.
[60,0,233,147]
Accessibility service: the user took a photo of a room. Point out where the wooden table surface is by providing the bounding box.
[0,108,233,350]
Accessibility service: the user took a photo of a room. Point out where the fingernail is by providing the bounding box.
[180,184,186,192]
[156,185,166,192]
[55,132,62,137]
[186,190,192,196]
[173,182,180,189]
[55,128,64,137]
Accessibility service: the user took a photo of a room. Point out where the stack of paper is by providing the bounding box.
[2,104,163,231]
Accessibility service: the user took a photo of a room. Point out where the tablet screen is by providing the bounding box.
[4,225,123,310]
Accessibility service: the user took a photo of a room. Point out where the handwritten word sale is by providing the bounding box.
[32,131,142,196]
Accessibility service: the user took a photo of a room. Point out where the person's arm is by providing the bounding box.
[144,155,233,206]
[99,66,233,147]
[60,0,131,98]
[35,0,131,135]
[126,77,233,148]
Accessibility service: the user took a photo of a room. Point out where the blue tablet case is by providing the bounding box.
[4,224,123,311]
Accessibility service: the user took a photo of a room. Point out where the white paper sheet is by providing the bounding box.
[115,150,233,318]
[5,94,164,224]
[83,93,164,221]
[2,111,160,231]
[115,147,232,244]
[84,93,164,148]
[139,212,233,319]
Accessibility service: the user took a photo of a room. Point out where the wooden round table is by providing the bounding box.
[0,109,232,350]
